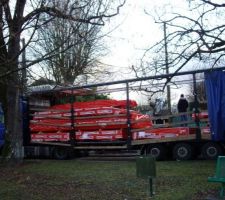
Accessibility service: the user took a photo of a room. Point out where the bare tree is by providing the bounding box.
[132,0,225,98]
[0,0,125,161]
[188,74,207,105]
[31,0,109,85]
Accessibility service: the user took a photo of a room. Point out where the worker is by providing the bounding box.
[177,94,189,126]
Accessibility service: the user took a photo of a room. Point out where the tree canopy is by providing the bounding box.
[0,0,125,160]
[131,0,225,102]
[141,0,225,76]
[29,0,113,85]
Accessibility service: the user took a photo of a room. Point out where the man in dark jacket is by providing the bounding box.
[177,94,188,126]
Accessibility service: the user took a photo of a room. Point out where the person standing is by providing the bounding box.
[177,94,189,126]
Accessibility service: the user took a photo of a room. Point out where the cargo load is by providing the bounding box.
[30,99,197,143]
[30,99,153,142]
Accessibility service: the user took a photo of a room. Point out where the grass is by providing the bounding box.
[0,159,221,200]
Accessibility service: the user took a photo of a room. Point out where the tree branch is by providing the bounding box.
[23,0,125,26]
[2,1,12,25]
[201,0,225,7]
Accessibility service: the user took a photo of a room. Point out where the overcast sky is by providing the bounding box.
[101,0,189,80]
[102,1,159,78]
[100,0,192,104]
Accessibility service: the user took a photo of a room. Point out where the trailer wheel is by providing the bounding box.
[145,145,166,160]
[173,143,193,161]
[201,142,223,160]
[52,147,72,160]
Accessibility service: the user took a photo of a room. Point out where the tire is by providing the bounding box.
[145,145,167,160]
[201,142,223,160]
[173,143,193,161]
[52,147,72,160]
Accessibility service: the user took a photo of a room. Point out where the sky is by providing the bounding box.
[101,0,189,79]
[26,0,194,105]
[99,0,191,104]
[101,0,160,78]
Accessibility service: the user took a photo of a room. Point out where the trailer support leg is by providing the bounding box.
[148,177,154,197]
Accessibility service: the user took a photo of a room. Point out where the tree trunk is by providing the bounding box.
[6,78,23,163]
[6,1,25,162]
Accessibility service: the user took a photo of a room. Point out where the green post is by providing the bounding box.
[220,183,225,198]
[136,156,156,197]
[149,176,153,197]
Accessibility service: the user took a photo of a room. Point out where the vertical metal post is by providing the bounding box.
[22,96,30,146]
[149,177,153,197]
[70,89,76,146]
[193,73,201,140]
[164,23,171,113]
[126,82,131,148]
[21,38,27,94]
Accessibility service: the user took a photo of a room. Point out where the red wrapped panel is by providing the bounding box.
[192,111,208,119]
[51,99,137,110]
[132,127,197,140]
[33,107,127,119]
[31,129,125,142]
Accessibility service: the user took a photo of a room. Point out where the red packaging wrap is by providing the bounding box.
[30,99,154,142]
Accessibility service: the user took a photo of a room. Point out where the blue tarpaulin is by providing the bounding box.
[0,123,4,148]
[205,70,225,141]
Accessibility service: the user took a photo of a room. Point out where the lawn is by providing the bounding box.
[0,158,220,200]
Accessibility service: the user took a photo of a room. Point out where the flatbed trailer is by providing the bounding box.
[23,67,225,160]
[26,122,222,161]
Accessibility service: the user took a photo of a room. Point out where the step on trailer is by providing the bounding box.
[23,67,225,160]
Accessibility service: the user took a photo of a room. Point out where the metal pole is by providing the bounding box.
[149,177,153,197]
[193,73,201,140]
[70,89,76,146]
[164,23,171,113]
[21,38,27,94]
[126,82,131,148]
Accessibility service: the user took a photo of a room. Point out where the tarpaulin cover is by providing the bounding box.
[205,70,225,141]
[0,123,4,148]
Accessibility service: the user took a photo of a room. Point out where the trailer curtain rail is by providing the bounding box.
[29,67,225,95]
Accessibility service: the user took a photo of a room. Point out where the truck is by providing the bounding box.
[2,68,225,160]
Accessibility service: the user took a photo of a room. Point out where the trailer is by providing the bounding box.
[22,68,225,160]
